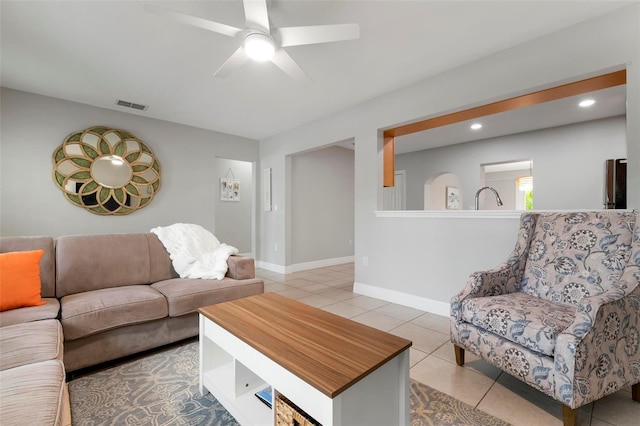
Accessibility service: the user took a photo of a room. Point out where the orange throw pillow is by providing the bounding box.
[0,249,46,311]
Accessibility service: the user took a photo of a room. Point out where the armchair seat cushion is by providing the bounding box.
[461,292,576,356]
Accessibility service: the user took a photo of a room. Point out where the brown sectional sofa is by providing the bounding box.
[55,233,263,371]
[0,232,264,424]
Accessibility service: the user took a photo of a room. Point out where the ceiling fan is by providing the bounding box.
[144,0,360,82]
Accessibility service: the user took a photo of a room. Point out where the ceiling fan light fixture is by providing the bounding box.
[244,33,275,62]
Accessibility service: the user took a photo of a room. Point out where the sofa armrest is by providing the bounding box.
[553,252,640,408]
[226,256,256,280]
[450,260,523,319]
[554,284,640,408]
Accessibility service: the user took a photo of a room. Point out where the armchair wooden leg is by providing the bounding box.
[562,405,577,426]
[454,345,465,366]
[633,383,639,402]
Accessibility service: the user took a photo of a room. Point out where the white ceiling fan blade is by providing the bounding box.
[271,49,311,82]
[144,3,244,38]
[243,0,270,33]
[277,24,360,47]
[213,46,248,78]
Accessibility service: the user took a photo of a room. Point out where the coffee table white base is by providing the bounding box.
[199,314,410,426]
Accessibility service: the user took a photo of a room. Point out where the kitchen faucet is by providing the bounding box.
[475,186,503,210]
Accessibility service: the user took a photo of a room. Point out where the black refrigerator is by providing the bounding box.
[604,159,627,209]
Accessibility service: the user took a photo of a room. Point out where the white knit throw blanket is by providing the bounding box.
[150,223,238,280]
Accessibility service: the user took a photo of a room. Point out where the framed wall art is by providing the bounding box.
[446,186,460,210]
[220,177,240,201]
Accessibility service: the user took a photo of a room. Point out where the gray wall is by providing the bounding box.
[214,158,253,253]
[290,146,354,264]
[0,88,260,238]
[258,4,640,312]
[396,116,627,210]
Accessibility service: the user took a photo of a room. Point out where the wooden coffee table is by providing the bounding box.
[198,292,412,426]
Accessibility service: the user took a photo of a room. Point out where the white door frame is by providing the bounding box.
[383,170,406,210]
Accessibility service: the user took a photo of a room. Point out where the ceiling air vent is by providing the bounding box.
[116,100,148,111]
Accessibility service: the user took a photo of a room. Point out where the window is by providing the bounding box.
[482,160,533,210]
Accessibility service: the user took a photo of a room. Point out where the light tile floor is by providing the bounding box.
[256,263,640,426]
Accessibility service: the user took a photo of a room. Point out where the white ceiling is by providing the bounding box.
[0,1,633,141]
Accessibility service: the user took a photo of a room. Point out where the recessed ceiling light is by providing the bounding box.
[470,123,482,130]
[579,99,596,107]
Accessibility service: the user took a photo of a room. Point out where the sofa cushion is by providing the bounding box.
[461,292,576,356]
[0,249,46,311]
[0,359,66,426]
[56,234,153,297]
[0,319,63,370]
[151,277,264,317]
[146,233,177,282]
[61,286,168,341]
[0,298,60,327]
[0,236,56,298]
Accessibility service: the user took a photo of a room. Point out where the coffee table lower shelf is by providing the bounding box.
[199,309,409,426]
[201,362,273,426]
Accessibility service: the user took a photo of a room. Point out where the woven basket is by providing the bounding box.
[275,394,321,426]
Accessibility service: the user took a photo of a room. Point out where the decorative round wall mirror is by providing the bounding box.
[52,126,161,215]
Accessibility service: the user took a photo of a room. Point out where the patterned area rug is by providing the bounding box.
[69,340,510,426]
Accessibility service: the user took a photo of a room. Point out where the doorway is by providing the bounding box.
[383,170,406,210]
[214,158,255,256]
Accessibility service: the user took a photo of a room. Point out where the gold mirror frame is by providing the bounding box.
[52,126,161,215]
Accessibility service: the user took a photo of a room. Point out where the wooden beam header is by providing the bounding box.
[383,69,626,139]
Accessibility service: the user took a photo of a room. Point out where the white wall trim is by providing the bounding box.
[375,209,619,219]
[255,260,287,275]
[257,256,355,275]
[353,281,450,317]
[375,210,521,219]
[287,256,355,274]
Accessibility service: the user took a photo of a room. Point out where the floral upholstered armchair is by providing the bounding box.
[450,211,640,426]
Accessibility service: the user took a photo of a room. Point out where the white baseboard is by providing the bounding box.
[287,256,355,274]
[257,256,354,275]
[353,281,450,317]
[255,261,287,274]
